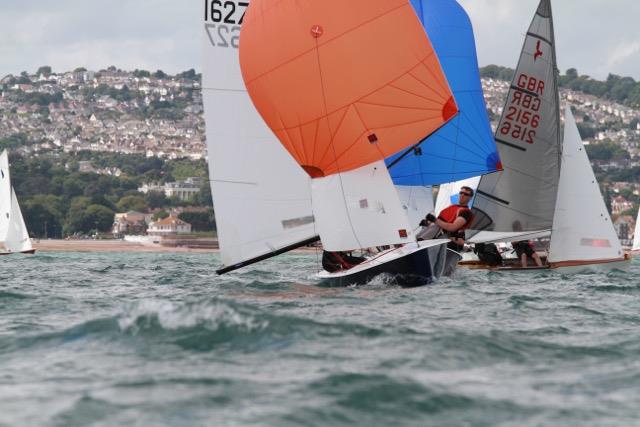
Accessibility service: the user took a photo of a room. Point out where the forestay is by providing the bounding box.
[202,0,316,271]
[470,0,561,236]
[548,107,623,263]
[386,0,500,186]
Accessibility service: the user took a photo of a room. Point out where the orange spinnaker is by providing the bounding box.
[240,0,457,178]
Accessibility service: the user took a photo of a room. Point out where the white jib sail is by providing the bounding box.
[202,1,316,269]
[0,150,11,242]
[434,176,481,216]
[312,161,414,251]
[548,107,623,263]
[3,188,32,253]
[395,185,433,230]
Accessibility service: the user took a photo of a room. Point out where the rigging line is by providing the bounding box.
[313,37,364,251]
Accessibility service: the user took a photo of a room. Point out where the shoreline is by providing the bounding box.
[32,239,320,254]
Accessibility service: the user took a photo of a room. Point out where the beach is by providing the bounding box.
[31,239,321,254]
[32,239,217,253]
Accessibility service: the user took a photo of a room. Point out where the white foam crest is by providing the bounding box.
[117,299,269,334]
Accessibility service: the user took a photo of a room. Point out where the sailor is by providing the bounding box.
[511,241,543,268]
[423,186,474,252]
[321,251,366,273]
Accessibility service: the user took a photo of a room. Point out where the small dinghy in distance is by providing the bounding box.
[458,0,628,273]
[631,210,640,255]
[0,150,34,255]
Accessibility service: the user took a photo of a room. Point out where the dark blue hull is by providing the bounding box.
[319,243,447,288]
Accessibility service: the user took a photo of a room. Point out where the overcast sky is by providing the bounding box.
[0,0,638,80]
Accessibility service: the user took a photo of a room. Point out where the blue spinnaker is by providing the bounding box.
[386,0,501,185]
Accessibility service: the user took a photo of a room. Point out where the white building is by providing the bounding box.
[148,215,192,235]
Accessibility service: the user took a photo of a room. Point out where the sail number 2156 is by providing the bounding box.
[204,1,248,49]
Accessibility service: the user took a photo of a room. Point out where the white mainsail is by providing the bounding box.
[312,161,414,251]
[0,151,11,241]
[470,0,561,238]
[202,2,317,271]
[548,107,623,263]
[4,188,32,253]
[633,209,640,251]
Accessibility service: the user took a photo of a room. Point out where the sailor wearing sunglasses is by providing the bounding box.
[422,186,474,252]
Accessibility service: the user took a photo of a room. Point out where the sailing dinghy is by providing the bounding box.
[460,0,628,272]
[632,210,640,254]
[236,0,467,286]
[204,0,484,285]
[0,150,34,255]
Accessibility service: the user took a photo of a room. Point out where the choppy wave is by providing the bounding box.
[1,252,640,426]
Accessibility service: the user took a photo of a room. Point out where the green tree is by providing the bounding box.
[116,195,148,212]
[23,195,64,238]
[178,209,216,232]
[152,210,169,221]
[153,69,167,79]
[37,66,52,76]
[85,204,115,232]
[145,191,169,209]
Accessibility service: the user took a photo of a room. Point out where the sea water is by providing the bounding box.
[1,251,640,426]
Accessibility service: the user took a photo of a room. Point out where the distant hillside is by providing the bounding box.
[480,65,640,108]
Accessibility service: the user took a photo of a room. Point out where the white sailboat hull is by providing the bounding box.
[459,255,630,273]
[0,249,35,256]
[549,257,630,273]
[316,239,449,287]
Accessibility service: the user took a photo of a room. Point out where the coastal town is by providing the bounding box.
[2,66,640,245]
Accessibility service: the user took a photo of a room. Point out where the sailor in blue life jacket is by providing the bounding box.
[421,186,475,252]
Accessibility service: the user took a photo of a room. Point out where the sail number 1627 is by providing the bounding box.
[204,1,248,49]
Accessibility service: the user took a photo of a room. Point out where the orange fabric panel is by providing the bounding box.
[240,0,456,177]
